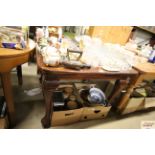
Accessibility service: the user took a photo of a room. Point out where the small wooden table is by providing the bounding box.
[0,40,36,127]
[117,62,155,112]
[36,52,138,128]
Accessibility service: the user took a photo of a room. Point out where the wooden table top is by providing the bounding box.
[0,39,36,58]
[134,62,155,74]
[37,53,138,76]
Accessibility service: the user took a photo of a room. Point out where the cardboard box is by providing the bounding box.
[81,105,111,121]
[144,97,155,108]
[75,82,111,121]
[122,98,145,114]
[0,116,8,129]
[51,83,84,126]
[51,83,111,126]
[51,108,83,126]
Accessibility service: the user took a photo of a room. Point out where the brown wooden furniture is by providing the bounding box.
[117,62,155,112]
[89,26,133,45]
[36,52,138,128]
[16,65,23,85]
[0,39,36,127]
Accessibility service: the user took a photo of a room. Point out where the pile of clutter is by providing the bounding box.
[78,36,155,70]
[125,39,155,62]
[36,27,155,72]
[79,37,135,71]
[53,83,108,111]
[132,80,155,98]
[0,26,28,49]
[36,27,83,68]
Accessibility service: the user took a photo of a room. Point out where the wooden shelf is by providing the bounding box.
[135,26,155,35]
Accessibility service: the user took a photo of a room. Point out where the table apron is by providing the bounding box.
[0,53,30,72]
[42,72,137,81]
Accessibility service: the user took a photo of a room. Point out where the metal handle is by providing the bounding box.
[67,48,82,61]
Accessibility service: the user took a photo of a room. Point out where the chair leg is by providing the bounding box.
[16,65,23,86]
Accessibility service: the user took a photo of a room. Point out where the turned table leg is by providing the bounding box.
[117,75,142,112]
[1,72,15,127]
[108,79,128,105]
[41,78,59,128]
